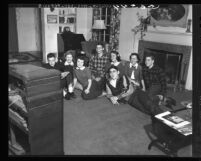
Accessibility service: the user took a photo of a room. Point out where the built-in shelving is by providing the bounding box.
[58,8,76,33]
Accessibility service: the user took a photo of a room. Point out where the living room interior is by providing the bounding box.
[9,4,195,157]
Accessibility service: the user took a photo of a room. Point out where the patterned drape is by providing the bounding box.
[109,8,121,51]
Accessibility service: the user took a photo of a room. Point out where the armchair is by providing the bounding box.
[81,41,106,58]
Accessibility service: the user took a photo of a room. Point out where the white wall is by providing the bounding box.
[41,8,59,63]
[41,8,93,63]
[119,6,192,90]
[14,6,192,90]
[16,8,41,53]
[119,8,147,60]
[76,8,93,41]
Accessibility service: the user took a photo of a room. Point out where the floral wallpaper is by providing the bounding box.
[109,8,121,51]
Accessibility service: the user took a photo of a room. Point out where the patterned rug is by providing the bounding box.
[9,52,39,64]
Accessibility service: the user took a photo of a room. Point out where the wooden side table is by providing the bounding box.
[148,109,192,157]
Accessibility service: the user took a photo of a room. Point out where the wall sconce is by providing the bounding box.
[92,20,106,41]
[50,5,55,12]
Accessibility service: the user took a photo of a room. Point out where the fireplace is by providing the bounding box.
[138,40,192,87]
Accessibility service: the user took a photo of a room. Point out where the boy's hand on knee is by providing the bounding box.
[95,77,101,82]
[84,89,90,94]
[110,96,119,105]
[142,88,146,91]
[61,72,69,79]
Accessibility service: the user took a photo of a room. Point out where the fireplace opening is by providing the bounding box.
[142,48,183,85]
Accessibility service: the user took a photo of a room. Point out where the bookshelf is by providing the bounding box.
[58,8,76,33]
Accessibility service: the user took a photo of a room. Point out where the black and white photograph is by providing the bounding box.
[149,4,189,28]
[162,113,185,124]
[47,15,58,24]
[8,4,200,157]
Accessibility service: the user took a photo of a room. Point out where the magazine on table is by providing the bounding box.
[176,123,192,136]
[155,111,190,128]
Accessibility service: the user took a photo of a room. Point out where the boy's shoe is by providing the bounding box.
[118,98,128,104]
[98,91,107,97]
[63,89,67,97]
[165,101,173,109]
[65,93,71,100]
[163,97,176,110]
[166,97,176,106]
[69,92,76,99]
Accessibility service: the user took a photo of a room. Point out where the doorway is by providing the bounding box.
[9,7,19,52]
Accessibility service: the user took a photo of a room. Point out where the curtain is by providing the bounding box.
[109,8,121,51]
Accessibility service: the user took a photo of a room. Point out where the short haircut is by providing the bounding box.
[76,56,86,63]
[108,65,119,74]
[110,50,121,62]
[145,54,155,61]
[129,53,140,62]
[96,42,104,48]
[47,53,56,59]
[63,50,74,60]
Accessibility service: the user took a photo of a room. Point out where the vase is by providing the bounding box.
[186,19,192,33]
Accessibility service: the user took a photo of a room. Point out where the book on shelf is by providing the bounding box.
[9,94,27,113]
[155,111,190,128]
[9,88,27,113]
[9,108,28,132]
[9,140,26,155]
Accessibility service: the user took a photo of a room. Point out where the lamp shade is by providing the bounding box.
[92,20,106,29]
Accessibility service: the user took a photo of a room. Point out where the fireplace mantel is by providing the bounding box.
[147,30,192,37]
[138,40,192,88]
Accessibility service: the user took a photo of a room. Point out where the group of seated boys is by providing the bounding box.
[43,43,176,116]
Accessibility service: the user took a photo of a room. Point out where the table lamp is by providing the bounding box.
[92,20,106,41]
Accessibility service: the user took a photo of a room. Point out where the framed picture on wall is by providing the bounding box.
[67,17,75,24]
[149,4,189,28]
[47,15,57,24]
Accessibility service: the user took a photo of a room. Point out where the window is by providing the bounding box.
[93,8,111,43]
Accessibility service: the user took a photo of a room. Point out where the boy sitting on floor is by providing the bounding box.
[106,66,134,105]
[43,53,75,100]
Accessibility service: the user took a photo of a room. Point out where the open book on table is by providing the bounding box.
[155,111,192,136]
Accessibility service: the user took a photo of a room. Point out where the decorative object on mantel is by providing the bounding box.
[186,19,192,33]
[131,12,151,40]
[131,12,151,51]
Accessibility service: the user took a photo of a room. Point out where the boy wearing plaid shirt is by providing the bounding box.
[143,54,167,99]
[89,43,109,93]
